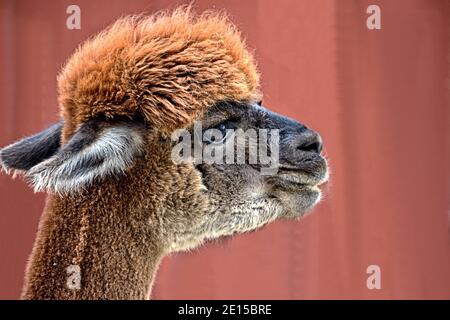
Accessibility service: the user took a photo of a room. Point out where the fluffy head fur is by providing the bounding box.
[58,8,261,140]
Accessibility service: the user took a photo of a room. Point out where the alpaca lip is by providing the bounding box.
[278,174,325,187]
[276,168,328,187]
[276,154,328,186]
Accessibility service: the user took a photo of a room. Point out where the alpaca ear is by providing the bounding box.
[1,119,146,194]
[0,122,63,173]
[27,119,146,194]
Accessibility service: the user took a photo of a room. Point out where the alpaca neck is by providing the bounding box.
[21,190,164,300]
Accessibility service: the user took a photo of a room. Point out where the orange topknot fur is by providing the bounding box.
[57,7,261,138]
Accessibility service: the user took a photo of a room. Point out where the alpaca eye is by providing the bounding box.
[217,123,227,132]
[204,121,235,144]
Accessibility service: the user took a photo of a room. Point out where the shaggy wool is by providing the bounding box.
[57,7,261,140]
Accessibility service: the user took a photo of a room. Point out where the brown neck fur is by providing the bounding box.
[21,143,181,299]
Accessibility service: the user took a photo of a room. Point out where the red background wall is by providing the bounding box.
[0,0,449,299]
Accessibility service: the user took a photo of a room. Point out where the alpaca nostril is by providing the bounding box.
[296,131,323,154]
[298,141,322,153]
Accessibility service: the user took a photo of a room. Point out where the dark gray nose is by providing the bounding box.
[259,104,324,155]
[294,128,323,154]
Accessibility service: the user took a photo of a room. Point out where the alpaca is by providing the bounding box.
[0,8,328,299]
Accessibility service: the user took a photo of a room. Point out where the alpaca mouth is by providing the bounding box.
[269,167,328,218]
[275,167,328,188]
[274,152,329,186]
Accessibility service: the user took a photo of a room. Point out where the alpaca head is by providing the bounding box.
[0,9,328,253]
